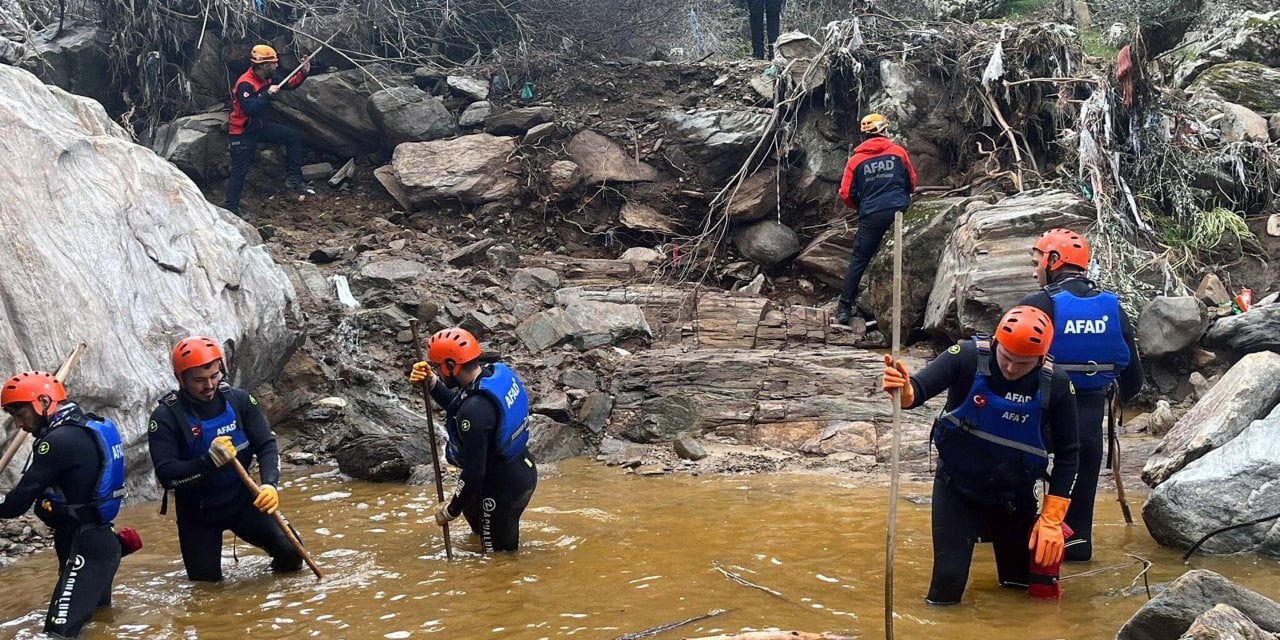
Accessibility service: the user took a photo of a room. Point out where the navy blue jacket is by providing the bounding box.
[839,136,917,215]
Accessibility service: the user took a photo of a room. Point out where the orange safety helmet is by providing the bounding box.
[249,44,279,65]
[994,306,1054,358]
[171,336,225,380]
[1033,228,1090,272]
[1,371,67,417]
[427,328,482,377]
[860,113,889,135]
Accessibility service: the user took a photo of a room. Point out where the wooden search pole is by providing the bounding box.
[409,319,454,560]
[275,32,339,88]
[884,211,904,640]
[0,343,88,476]
[1109,389,1134,525]
[230,458,323,580]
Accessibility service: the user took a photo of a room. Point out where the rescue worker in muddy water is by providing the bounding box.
[881,306,1080,604]
[147,336,303,581]
[409,328,538,553]
[0,371,126,638]
[1019,228,1142,563]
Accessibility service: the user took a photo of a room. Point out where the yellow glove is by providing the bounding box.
[254,485,279,514]
[1029,495,1071,566]
[434,501,459,526]
[208,435,237,467]
[40,499,53,513]
[881,355,915,408]
[409,361,436,387]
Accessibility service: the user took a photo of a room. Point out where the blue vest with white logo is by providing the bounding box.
[933,338,1054,503]
[183,399,249,491]
[446,363,530,466]
[44,409,126,523]
[1048,286,1130,393]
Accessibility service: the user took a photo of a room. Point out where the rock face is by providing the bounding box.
[725,171,779,222]
[0,65,302,492]
[390,133,520,207]
[484,106,555,136]
[1180,604,1277,640]
[1188,62,1280,115]
[274,70,382,157]
[335,433,431,481]
[1143,410,1280,555]
[567,130,659,184]
[1202,304,1280,354]
[151,112,230,184]
[367,85,458,148]
[735,221,801,269]
[23,24,117,111]
[1138,296,1211,357]
[660,109,771,183]
[1141,351,1280,487]
[795,228,854,289]
[525,414,585,463]
[923,190,1091,338]
[866,197,972,339]
[1116,570,1280,640]
[515,300,651,352]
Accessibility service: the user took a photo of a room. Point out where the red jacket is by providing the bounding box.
[838,136,917,214]
[228,67,306,136]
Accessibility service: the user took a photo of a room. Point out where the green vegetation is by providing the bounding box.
[1080,29,1116,58]
[1003,0,1053,19]
[1158,207,1264,271]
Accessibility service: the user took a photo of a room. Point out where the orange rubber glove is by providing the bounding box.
[254,485,279,514]
[881,355,915,408]
[1029,494,1071,566]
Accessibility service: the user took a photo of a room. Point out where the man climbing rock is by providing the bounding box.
[147,336,302,581]
[882,306,1079,604]
[746,0,784,59]
[0,371,125,638]
[1018,228,1142,562]
[224,44,312,217]
[835,113,916,325]
[409,328,537,553]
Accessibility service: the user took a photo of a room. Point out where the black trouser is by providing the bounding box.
[748,0,784,59]
[46,523,121,638]
[927,474,1036,604]
[1064,390,1106,562]
[224,122,304,212]
[460,454,538,553]
[175,493,303,581]
[838,208,897,311]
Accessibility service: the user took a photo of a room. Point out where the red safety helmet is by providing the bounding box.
[171,336,224,380]
[1033,228,1090,272]
[995,306,1054,358]
[427,328,482,377]
[1,371,67,417]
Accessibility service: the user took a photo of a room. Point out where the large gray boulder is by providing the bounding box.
[22,23,117,112]
[724,171,780,222]
[1179,604,1277,640]
[367,85,458,148]
[335,433,431,481]
[1202,303,1280,354]
[1138,296,1211,357]
[660,109,771,183]
[151,113,231,184]
[1143,409,1280,555]
[0,65,302,494]
[923,190,1091,338]
[274,69,382,157]
[1188,62,1280,115]
[515,300,651,352]
[186,32,227,109]
[390,133,521,207]
[484,106,555,136]
[525,414,586,463]
[1142,351,1280,486]
[735,220,801,269]
[1116,570,1280,640]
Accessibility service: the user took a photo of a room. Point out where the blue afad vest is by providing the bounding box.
[182,398,250,491]
[1049,286,1130,393]
[45,412,127,523]
[933,338,1054,502]
[445,363,531,467]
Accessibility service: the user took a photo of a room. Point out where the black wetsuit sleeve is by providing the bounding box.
[1017,290,1054,317]
[148,405,216,489]
[229,389,280,487]
[1117,306,1144,402]
[906,341,977,410]
[0,430,77,518]
[446,396,499,517]
[1046,368,1080,499]
[430,382,460,408]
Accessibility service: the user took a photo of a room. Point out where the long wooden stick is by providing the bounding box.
[276,32,339,88]
[409,319,453,560]
[0,343,88,476]
[884,211,904,640]
[1109,389,1134,525]
[230,458,323,580]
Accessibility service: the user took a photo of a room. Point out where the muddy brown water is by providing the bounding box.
[1,459,1277,640]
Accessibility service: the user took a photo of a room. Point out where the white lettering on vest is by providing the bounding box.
[1001,411,1030,423]
[215,422,238,437]
[1062,315,1109,334]
[861,158,897,175]
[1004,392,1033,404]
[505,381,520,409]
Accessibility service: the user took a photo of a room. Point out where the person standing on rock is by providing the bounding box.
[1018,228,1142,563]
[746,0,785,59]
[881,306,1080,604]
[408,328,537,553]
[223,44,313,217]
[0,371,126,638]
[835,113,917,326]
[147,336,302,581]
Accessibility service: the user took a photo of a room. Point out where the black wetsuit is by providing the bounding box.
[0,404,121,638]
[147,384,301,581]
[1020,275,1142,561]
[432,371,537,553]
[907,341,1079,603]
